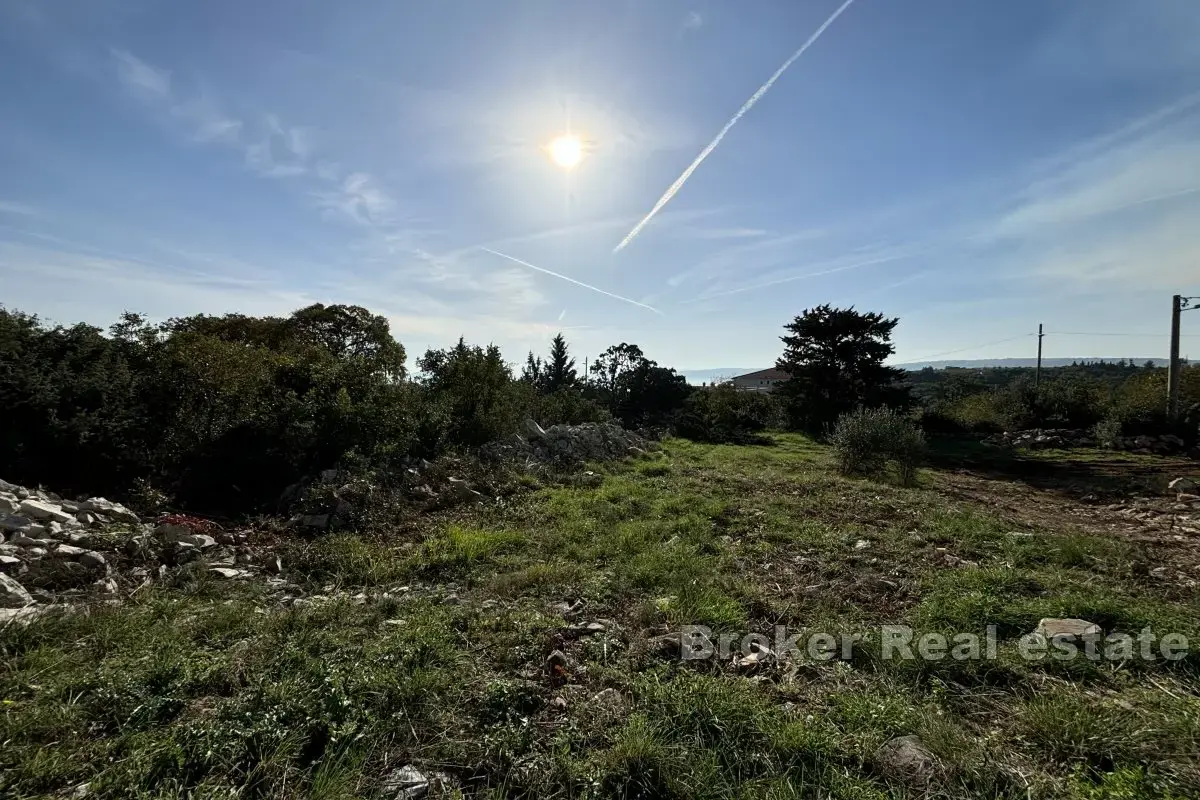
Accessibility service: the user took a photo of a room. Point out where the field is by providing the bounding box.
[3,434,1200,799]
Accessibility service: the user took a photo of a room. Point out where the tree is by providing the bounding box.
[615,362,691,426]
[776,305,909,431]
[544,333,578,392]
[590,343,646,403]
[521,351,544,386]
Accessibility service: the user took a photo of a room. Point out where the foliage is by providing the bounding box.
[829,406,926,484]
[776,305,911,432]
[417,338,525,451]
[676,383,780,443]
[522,332,579,395]
[0,304,416,513]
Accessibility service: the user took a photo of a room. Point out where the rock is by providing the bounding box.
[0,555,23,573]
[381,766,430,799]
[299,514,330,529]
[155,524,217,549]
[52,544,88,559]
[75,510,101,526]
[81,498,139,523]
[10,532,55,549]
[0,573,33,607]
[854,539,871,550]
[1035,617,1103,644]
[0,514,33,532]
[78,551,107,571]
[19,499,74,524]
[441,593,460,605]
[441,479,485,506]
[648,633,681,658]
[92,577,119,596]
[522,417,547,439]
[549,598,585,619]
[0,496,18,514]
[875,735,937,786]
[209,567,248,580]
[0,606,50,625]
[1169,477,1198,493]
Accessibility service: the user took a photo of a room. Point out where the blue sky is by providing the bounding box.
[3,0,1200,374]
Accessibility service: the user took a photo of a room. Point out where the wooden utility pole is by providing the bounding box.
[1035,323,1044,388]
[1168,295,1182,421]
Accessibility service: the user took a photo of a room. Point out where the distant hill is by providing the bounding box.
[684,358,1169,382]
[895,358,1167,370]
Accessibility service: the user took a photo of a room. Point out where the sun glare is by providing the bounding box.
[547,135,583,169]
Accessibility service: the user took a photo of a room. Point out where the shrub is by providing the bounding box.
[1092,414,1123,448]
[829,407,926,484]
[675,384,780,444]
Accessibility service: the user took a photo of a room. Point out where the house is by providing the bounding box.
[729,367,790,393]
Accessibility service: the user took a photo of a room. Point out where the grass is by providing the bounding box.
[3,433,1199,798]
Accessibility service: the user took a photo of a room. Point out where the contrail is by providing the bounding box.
[480,247,662,315]
[679,246,932,304]
[613,0,858,253]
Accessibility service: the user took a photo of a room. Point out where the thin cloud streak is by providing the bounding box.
[613,0,858,253]
[480,247,663,315]
[679,246,931,304]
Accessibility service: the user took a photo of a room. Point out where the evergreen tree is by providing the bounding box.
[544,332,578,392]
[775,305,909,431]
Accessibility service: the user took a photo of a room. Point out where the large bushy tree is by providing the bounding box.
[776,305,909,431]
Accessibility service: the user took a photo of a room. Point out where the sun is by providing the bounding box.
[547,134,583,169]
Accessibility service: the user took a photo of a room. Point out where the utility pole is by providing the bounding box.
[1035,323,1044,388]
[1168,295,1198,422]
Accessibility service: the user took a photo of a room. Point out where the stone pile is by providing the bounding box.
[983,428,1195,456]
[480,419,649,465]
[0,479,281,623]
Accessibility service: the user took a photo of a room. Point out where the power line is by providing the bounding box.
[904,333,1035,362]
[1047,330,1200,338]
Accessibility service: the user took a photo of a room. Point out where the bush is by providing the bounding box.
[1092,414,1123,448]
[529,388,610,427]
[675,384,780,444]
[829,407,926,484]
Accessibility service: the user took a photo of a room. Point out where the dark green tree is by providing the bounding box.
[590,342,646,405]
[521,351,544,387]
[544,332,578,392]
[776,305,909,431]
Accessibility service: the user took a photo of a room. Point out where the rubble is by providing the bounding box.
[481,420,651,465]
[0,478,287,619]
[983,428,1193,456]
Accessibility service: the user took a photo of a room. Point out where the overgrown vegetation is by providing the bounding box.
[4,434,1199,798]
[910,359,1200,437]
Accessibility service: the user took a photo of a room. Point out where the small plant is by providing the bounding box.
[1093,414,1123,449]
[829,407,926,484]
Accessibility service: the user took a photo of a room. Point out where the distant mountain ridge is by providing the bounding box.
[682,358,1169,383]
[895,357,1167,370]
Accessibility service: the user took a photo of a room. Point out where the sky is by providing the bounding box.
[3,0,1200,375]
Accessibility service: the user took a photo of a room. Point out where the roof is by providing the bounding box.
[731,367,790,381]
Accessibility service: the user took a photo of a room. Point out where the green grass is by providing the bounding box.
[3,433,1200,797]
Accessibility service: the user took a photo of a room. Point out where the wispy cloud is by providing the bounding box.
[680,245,933,304]
[0,201,37,217]
[682,11,704,32]
[614,0,858,252]
[686,227,768,240]
[480,247,662,315]
[111,48,170,97]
